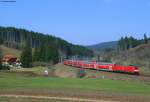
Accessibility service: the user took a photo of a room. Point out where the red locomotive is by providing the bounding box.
[63,60,139,75]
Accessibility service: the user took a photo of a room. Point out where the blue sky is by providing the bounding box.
[0,0,150,45]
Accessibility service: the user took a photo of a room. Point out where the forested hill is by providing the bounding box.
[87,41,118,51]
[117,35,150,52]
[0,26,93,63]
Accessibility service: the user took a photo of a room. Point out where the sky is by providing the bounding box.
[0,0,150,45]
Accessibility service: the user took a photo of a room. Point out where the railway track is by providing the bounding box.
[64,64,150,84]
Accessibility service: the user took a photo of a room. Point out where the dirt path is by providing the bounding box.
[0,94,117,102]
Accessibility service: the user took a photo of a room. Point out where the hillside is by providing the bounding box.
[119,43,150,60]
[116,42,150,63]
[87,41,118,51]
[113,42,150,75]
[0,26,93,62]
[0,45,21,58]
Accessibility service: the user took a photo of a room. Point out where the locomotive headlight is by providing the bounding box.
[134,69,139,72]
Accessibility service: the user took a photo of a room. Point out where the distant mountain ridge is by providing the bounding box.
[87,41,118,50]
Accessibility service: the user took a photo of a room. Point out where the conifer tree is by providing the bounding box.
[51,45,59,63]
[21,37,32,68]
[129,36,134,48]
[45,42,59,63]
[124,36,129,50]
[120,37,124,51]
[0,38,3,45]
[39,41,46,61]
[33,46,40,61]
[0,47,2,70]
[144,34,148,44]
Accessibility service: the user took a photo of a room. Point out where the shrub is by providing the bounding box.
[0,63,2,70]
[77,69,86,78]
[32,61,53,67]
[0,62,10,70]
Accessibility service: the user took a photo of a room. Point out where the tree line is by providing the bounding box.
[117,34,149,52]
[0,26,93,68]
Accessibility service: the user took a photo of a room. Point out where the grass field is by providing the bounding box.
[0,71,150,94]
[0,45,21,58]
[0,70,150,102]
[11,66,49,75]
[0,97,72,102]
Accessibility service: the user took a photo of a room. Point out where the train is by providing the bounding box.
[63,60,140,75]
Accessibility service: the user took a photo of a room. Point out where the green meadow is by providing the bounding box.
[0,71,150,94]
